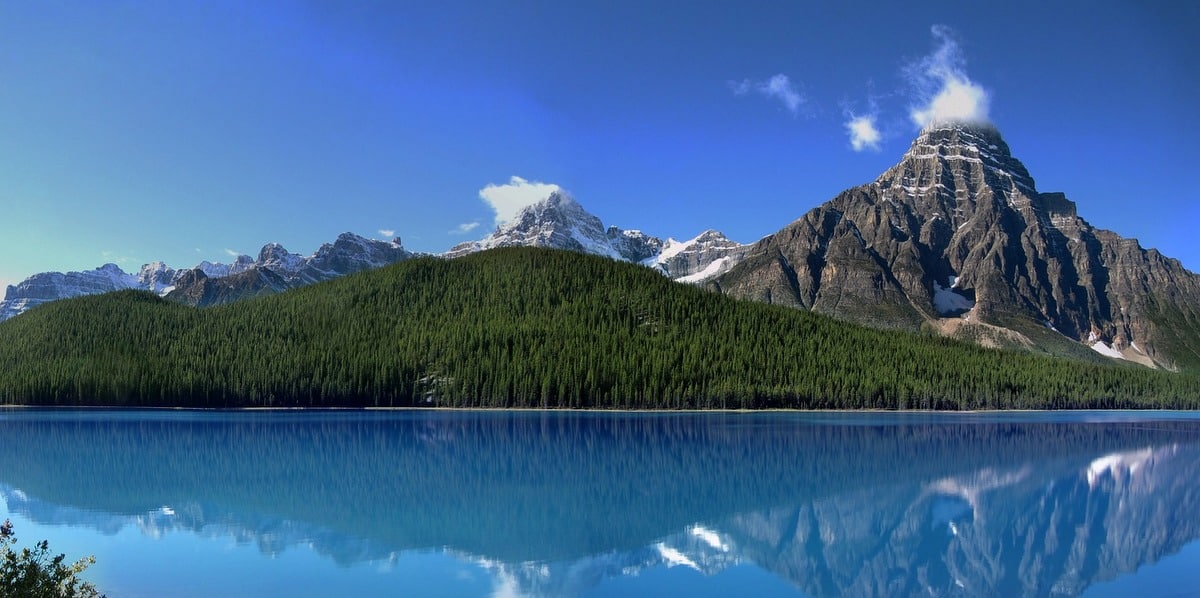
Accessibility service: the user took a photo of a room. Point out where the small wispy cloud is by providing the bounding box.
[479,176,561,226]
[845,114,882,151]
[100,250,135,265]
[907,25,990,128]
[379,229,396,238]
[730,74,806,116]
[224,248,241,258]
[451,222,481,235]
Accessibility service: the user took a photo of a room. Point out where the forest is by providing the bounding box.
[0,247,1197,409]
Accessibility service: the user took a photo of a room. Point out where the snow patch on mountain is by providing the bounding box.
[1089,341,1126,361]
[933,276,975,315]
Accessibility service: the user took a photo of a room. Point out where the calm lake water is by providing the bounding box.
[2,409,1200,597]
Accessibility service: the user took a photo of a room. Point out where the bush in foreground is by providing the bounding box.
[0,520,103,598]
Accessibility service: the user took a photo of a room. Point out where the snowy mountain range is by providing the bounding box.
[0,192,748,318]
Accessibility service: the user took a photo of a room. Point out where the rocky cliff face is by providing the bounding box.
[0,233,414,317]
[166,267,292,307]
[714,123,1200,369]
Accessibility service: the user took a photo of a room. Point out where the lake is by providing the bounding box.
[2,409,1199,597]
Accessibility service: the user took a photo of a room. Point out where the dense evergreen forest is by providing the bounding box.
[0,248,1197,409]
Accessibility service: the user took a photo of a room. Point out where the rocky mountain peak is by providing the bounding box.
[876,121,1038,207]
[507,191,596,233]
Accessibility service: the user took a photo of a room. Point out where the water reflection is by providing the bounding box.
[1,410,1198,596]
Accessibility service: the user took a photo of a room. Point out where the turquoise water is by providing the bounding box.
[2,409,1199,597]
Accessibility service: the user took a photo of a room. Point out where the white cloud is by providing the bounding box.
[730,73,805,116]
[845,114,882,152]
[379,229,396,238]
[479,176,561,225]
[908,25,991,128]
[224,248,241,258]
[451,222,481,235]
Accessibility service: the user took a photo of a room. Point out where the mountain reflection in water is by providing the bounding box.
[1,410,1199,597]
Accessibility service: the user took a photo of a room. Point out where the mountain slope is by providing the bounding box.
[714,123,1200,371]
[0,247,1196,409]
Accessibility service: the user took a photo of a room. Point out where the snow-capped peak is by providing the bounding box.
[446,191,658,261]
[446,193,749,283]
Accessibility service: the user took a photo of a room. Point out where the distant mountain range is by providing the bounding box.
[3,121,1198,370]
[0,192,747,315]
[0,233,412,317]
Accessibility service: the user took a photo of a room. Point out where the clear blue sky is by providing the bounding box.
[1,1,1197,292]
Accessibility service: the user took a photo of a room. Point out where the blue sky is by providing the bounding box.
[1,1,1197,293]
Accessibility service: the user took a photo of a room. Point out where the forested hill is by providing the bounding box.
[0,248,1197,409]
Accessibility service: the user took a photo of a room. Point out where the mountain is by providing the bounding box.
[713,122,1200,370]
[445,190,749,281]
[0,233,413,316]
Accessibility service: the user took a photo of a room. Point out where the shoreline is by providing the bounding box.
[0,404,1191,415]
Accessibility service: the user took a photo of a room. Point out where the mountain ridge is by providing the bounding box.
[0,232,414,316]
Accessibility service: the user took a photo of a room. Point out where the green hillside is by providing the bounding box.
[0,248,1197,409]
